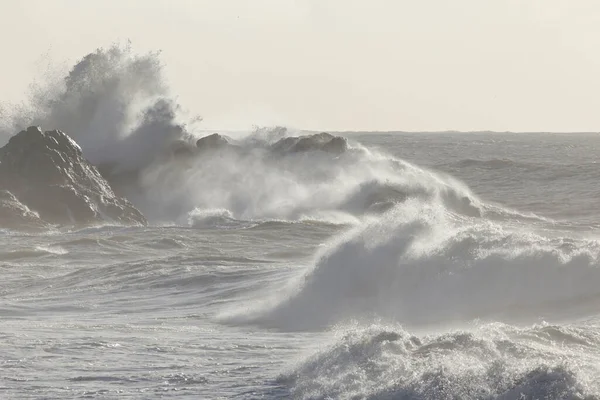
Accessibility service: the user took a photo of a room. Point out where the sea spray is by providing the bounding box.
[0,43,196,171]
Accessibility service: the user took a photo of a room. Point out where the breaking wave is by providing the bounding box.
[238,197,600,330]
[134,138,491,223]
[278,323,600,400]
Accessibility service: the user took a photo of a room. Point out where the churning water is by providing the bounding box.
[2,46,600,399]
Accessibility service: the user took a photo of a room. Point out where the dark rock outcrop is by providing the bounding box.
[196,133,232,151]
[271,132,348,155]
[0,126,147,227]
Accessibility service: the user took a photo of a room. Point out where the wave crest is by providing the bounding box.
[279,323,599,400]
[244,198,600,330]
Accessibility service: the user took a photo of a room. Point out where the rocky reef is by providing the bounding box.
[271,132,348,155]
[0,127,147,229]
[192,131,348,156]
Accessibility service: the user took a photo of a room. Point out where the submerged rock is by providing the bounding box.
[0,126,147,227]
[271,132,348,154]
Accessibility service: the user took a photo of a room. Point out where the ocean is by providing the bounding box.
[2,131,600,399]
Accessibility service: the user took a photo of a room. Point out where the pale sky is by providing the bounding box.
[1,0,600,132]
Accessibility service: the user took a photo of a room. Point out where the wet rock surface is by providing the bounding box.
[0,127,147,228]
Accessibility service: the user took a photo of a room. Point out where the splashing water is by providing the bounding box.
[1,43,195,172]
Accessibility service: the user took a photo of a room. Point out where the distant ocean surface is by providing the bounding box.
[2,131,600,399]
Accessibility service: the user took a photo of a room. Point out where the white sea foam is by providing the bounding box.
[281,322,600,399]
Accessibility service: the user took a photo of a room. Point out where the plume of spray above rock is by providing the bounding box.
[0,44,484,225]
[1,43,198,173]
[0,44,373,223]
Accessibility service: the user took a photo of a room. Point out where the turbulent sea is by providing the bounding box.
[2,131,600,399]
[1,45,600,399]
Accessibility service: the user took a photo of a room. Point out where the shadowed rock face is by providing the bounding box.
[0,126,147,227]
[271,132,348,155]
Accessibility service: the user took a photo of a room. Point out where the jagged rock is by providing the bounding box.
[0,126,147,227]
[0,190,48,231]
[271,132,348,154]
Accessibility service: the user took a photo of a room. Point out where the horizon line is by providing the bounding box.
[198,127,600,135]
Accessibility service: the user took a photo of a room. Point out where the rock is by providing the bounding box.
[322,136,348,154]
[171,140,196,158]
[0,126,147,227]
[196,133,230,150]
[271,132,348,154]
[0,190,48,231]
